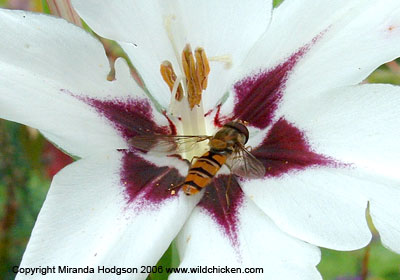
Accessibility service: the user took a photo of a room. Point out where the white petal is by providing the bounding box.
[18,151,198,280]
[332,169,400,254]
[0,10,157,158]
[235,0,400,105]
[72,0,272,110]
[284,84,400,179]
[282,84,400,252]
[171,195,321,280]
[284,0,400,102]
[367,181,400,253]
[165,0,273,111]
[241,167,371,250]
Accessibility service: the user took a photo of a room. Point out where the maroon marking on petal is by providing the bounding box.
[199,175,244,248]
[60,89,175,140]
[121,151,185,208]
[205,104,232,128]
[204,107,214,117]
[162,110,177,135]
[213,104,229,128]
[224,34,324,129]
[253,118,337,177]
[83,98,171,140]
[231,52,302,129]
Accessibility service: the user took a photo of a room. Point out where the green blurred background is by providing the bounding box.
[0,0,399,279]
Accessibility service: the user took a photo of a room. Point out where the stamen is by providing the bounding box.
[195,47,210,90]
[160,61,184,101]
[172,75,184,101]
[159,44,209,154]
[182,44,203,109]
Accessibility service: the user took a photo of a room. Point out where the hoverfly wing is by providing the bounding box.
[129,135,211,154]
[128,135,177,153]
[227,144,266,179]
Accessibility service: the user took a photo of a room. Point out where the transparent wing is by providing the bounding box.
[227,143,266,179]
[129,134,211,154]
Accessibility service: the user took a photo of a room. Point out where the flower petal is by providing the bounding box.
[367,180,400,253]
[278,84,400,252]
[219,0,400,128]
[0,9,155,158]
[18,151,198,280]
[242,0,400,98]
[241,167,371,251]
[282,0,400,101]
[331,169,400,254]
[284,84,400,179]
[172,179,321,280]
[72,0,273,110]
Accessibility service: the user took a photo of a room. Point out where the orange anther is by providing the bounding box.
[195,47,210,90]
[160,61,183,101]
[182,44,203,109]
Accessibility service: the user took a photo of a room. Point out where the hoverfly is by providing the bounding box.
[129,121,265,197]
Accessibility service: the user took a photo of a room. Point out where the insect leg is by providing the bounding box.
[167,182,184,195]
[245,145,253,152]
[225,164,233,210]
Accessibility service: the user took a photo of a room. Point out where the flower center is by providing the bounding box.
[160,44,211,160]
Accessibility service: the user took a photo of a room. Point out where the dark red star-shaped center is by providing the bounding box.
[63,35,336,249]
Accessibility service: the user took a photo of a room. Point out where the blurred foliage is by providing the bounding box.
[0,0,400,280]
[0,121,51,280]
[367,61,400,86]
[148,242,180,280]
[319,240,400,280]
[40,0,49,13]
[273,0,284,7]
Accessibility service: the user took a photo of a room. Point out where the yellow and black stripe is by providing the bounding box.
[182,151,228,195]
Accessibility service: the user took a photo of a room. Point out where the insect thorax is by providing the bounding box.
[210,125,247,153]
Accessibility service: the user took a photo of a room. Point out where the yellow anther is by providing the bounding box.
[160,44,210,110]
[195,47,210,90]
[182,44,203,109]
[160,61,184,101]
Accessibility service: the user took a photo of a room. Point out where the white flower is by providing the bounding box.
[1,0,400,279]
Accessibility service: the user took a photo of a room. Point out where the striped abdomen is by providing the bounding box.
[182,151,227,195]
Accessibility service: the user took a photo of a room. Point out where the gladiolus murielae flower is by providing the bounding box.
[1,0,400,279]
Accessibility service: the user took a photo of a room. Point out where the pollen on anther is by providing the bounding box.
[160,60,184,101]
[182,44,210,109]
[195,47,210,90]
[171,190,176,195]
